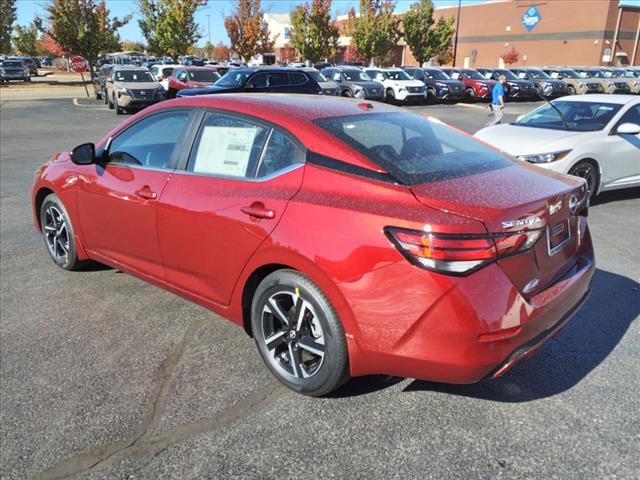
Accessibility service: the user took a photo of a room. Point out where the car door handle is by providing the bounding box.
[135,187,157,200]
[241,204,275,219]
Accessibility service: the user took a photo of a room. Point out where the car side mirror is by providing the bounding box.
[71,143,95,165]
[615,122,640,135]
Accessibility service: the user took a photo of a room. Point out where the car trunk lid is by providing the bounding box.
[410,164,588,295]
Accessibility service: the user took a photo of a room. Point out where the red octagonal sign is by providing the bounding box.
[70,56,89,73]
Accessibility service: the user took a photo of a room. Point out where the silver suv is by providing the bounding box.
[106,66,165,115]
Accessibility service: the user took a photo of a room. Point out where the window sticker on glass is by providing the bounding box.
[193,126,259,177]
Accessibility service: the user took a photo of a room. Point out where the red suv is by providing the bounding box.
[166,66,221,98]
[32,95,594,396]
[442,67,497,101]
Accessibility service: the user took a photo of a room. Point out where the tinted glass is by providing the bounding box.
[461,69,484,80]
[189,70,219,82]
[190,113,269,178]
[251,73,268,88]
[314,112,511,184]
[495,69,518,80]
[269,72,290,86]
[445,70,461,80]
[617,105,640,125]
[307,70,328,82]
[114,70,155,82]
[109,111,190,169]
[423,69,450,80]
[343,70,372,81]
[290,72,308,85]
[515,101,623,132]
[257,130,305,177]
[215,70,251,87]
[386,70,411,80]
[527,69,551,79]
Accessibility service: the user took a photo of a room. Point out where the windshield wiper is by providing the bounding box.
[533,89,571,130]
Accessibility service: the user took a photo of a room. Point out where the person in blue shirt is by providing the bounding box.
[487,75,507,126]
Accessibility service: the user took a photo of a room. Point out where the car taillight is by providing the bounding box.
[384,227,542,275]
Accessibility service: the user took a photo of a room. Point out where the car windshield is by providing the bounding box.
[586,70,607,78]
[189,70,220,82]
[343,70,372,81]
[314,112,512,184]
[215,70,251,87]
[527,69,551,79]
[495,69,519,80]
[600,70,615,78]
[2,61,22,67]
[462,70,485,80]
[424,69,450,80]
[115,70,155,82]
[614,69,634,78]
[514,100,623,132]
[555,69,581,79]
[307,70,328,82]
[385,70,412,81]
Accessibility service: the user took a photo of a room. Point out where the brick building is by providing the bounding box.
[267,0,640,67]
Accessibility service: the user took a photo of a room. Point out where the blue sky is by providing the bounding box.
[15,0,486,47]
[15,0,640,47]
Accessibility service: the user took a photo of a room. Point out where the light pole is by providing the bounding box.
[452,0,462,67]
[207,14,211,45]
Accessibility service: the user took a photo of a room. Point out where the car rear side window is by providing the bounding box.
[108,111,191,169]
[289,72,308,85]
[189,113,270,178]
[314,112,512,184]
[256,130,305,178]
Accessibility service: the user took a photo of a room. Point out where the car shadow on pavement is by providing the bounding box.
[590,187,639,206]
[331,268,638,401]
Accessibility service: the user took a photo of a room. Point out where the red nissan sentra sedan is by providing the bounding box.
[32,94,594,396]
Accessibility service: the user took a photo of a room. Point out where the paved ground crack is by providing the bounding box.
[33,319,207,480]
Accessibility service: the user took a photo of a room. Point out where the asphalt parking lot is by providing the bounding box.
[1,95,639,480]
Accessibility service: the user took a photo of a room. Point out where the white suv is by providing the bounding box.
[364,67,426,104]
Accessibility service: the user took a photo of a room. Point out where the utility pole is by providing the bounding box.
[452,0,462,67]
[207,14,211,44]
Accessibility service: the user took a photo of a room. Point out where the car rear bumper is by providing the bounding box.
[344,227,595,383]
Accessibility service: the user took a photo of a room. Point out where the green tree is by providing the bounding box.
[431,16,455,64]
[1,0,17,54]
[346,0,401,66]
[289,0,338,63]
[35,0,130,76]
[225,0,275,62]
[138,0,206,58]
[121,40,146,52]
[12,23,39,56]
[403,0,433,66]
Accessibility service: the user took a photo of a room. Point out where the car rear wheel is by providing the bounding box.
[40,194,83,270]
[251,270,350,397]
[567,85,576,95]
[569,160,599,199]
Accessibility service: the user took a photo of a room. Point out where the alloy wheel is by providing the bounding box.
[43,205,69,264]
[260,290,325,380]
[570,162,597,198]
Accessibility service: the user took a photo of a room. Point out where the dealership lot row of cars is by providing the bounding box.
[87,63,640,114]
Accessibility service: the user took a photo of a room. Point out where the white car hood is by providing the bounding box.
[475,124,587,156]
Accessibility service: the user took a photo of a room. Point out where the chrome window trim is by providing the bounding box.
[173,162,303,183]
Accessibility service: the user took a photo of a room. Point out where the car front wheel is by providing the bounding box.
[113,94,123,115]
[569,160,599,199]
[251,270,350,397]
[40,193,83,270]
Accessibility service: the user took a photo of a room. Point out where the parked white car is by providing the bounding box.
[475,94,640,198]
[364,67,426,104]
[149,64,179,91]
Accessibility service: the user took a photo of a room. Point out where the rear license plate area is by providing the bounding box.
[547,219,571,255]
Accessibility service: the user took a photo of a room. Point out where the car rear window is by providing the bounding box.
[314,112,512,184]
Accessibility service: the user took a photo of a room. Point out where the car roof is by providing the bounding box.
[112,66,149,71]
[161,93,398,122]
[552,94,637,105]
[179,66,220,71]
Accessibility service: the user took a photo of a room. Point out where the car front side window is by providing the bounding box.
[108,111,191,169]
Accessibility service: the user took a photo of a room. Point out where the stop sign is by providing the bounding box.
[69,56,89,73]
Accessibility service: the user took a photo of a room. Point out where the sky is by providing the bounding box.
[14,0,487,47]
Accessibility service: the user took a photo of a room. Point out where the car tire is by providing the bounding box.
[25,76,31,82]
[567,85,576,95]
[385,88,397,104]
[427,87,437,103]
[113,94,123,115]
[464,87,476,101]
[342,89,353,98]
[251,269,350,397]
[108,93,114,109]
[39,193,83,271]
[569,160,599,199]
[95,89,102,100]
